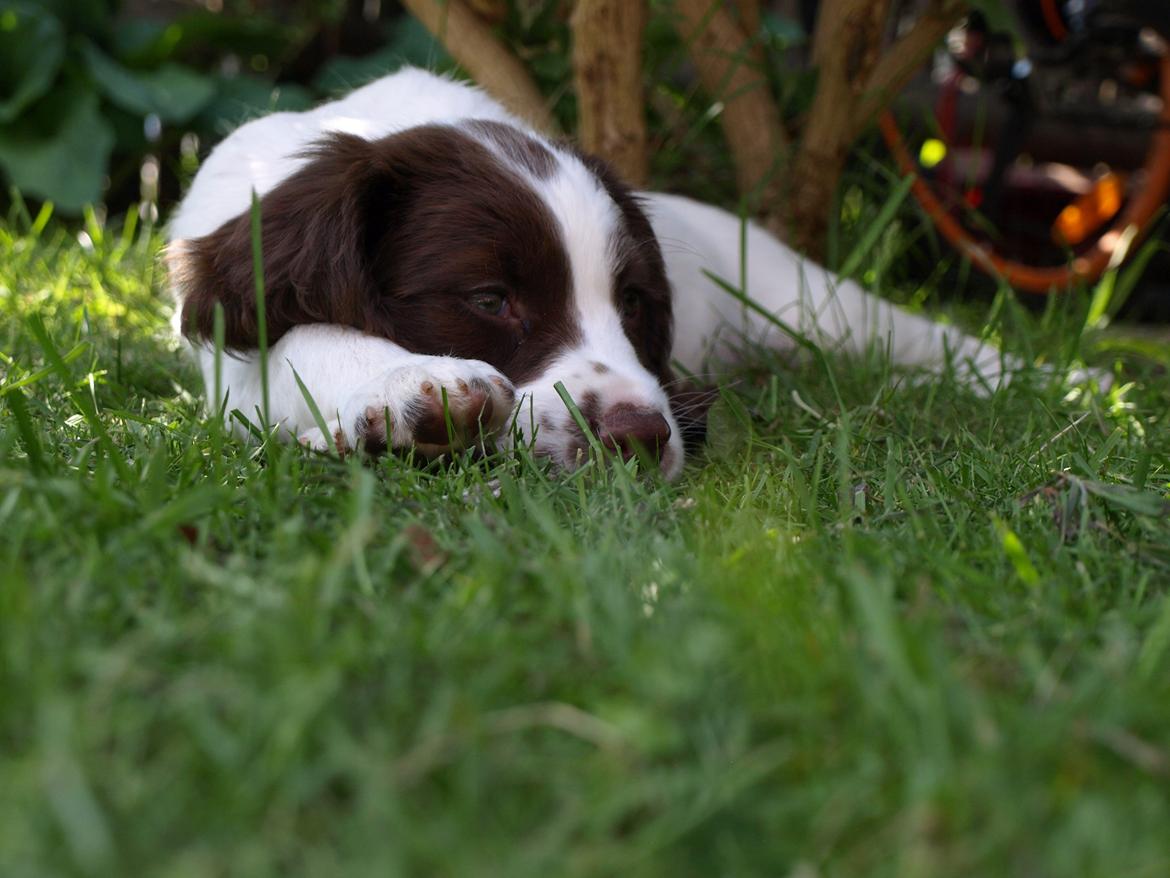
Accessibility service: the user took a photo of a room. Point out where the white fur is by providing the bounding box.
[646,192,1012,385]
[168,68,1030,480]
[169,69,519,240]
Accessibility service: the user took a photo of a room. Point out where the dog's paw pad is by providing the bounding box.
[406,375,503,452]
[336,358,516,458]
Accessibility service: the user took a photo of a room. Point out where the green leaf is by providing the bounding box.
[166,9,298,59]
[314,18,450,95]
[111,18,183,67]
[35,0,112,40]
[0,84,113,212]
[0,1,65,123]
[81,41,214,123]
[838,173,915,280]
[198,75,314,137]
[1080,479,1170,519]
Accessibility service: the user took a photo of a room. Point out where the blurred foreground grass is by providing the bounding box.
[2,207,1170,877]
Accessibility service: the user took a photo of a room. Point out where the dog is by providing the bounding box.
[167,67,1021,480]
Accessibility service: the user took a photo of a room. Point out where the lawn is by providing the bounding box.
[2,205,1169,878]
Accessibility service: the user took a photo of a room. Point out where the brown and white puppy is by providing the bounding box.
[168,67,1025,479]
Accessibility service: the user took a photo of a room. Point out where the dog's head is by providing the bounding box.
[170,120,709,478]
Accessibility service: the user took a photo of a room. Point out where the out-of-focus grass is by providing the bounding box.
[2,200,1169,878]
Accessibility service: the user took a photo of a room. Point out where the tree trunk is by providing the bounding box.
[853,0,968,139]
[783,0,966,258]
[571,0,649,186]
[782,0,891,257]
[465,0,507,25]
[672,0,789,210]
[733,0,762,38]
[400,0,556,133]
[407,0,968,262]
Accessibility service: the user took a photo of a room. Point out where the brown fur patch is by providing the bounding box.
[171,125,579,386]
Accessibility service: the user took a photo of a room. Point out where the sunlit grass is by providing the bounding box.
[2,201,1169,877]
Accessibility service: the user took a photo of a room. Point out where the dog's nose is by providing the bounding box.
[597,404,671,460]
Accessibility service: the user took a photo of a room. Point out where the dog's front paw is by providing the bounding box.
[335,358,516,456]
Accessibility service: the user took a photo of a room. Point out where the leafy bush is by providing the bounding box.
[0,0,799,218]
[0,0,446,215]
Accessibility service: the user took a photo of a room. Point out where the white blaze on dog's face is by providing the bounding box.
[171,119,695,478]
[484,127,685,478]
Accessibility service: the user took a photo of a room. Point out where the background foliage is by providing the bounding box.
[0,0,820,217]
[0,0,433,212]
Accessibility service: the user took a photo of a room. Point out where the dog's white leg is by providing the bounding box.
[196,324,516,453]
[778,268,1013,390]
[648,193,1015,389]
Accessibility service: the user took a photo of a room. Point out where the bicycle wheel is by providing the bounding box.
[880,11,1170,293]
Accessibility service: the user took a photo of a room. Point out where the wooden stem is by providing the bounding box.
[400,0,556,133]
[464,0,507,25]
[672,0,789,207]
[782,0,892,256]
[733,0,762,37]
[853,0,967,139]
[571,0,649,185]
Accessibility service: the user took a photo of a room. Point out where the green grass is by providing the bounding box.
[3,207,1170,878]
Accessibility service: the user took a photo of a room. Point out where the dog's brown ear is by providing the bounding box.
[168,132,395,349]
[669,382,719,454]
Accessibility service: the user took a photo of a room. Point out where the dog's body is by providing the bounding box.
[168,68,1010,479]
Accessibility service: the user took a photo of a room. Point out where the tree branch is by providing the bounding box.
[671,0,788,206]
[571,0,649,185]
[783,0,892,255]
[733,0,762,38]
[852,0,968,139]
[465,0,507,25]
[400,0,556,134]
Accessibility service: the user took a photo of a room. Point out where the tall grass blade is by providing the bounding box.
[5,388,45,472]
[703,268,843,407]
[250,190,270,427]
[838,173,914,280]
[292,364,338,455]
[24,314,133,483]
[554,381,604,458]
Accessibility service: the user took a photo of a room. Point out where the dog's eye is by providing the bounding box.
[619,287,642,320]
[469,289,508,316]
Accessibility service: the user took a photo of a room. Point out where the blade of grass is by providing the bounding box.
[8,185,32,229]
[4,388,45,473]
[291,364,338,455]
[703,268,844,408]
[440,386,457,449]
[211,301,226,464]
[30,201,54,237]
[1088,229,1167,330]
[0,342,88,393]
[24,314,133,484]
[554,381,605,459]
[838,173,915,280]
[250,190,270,428]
